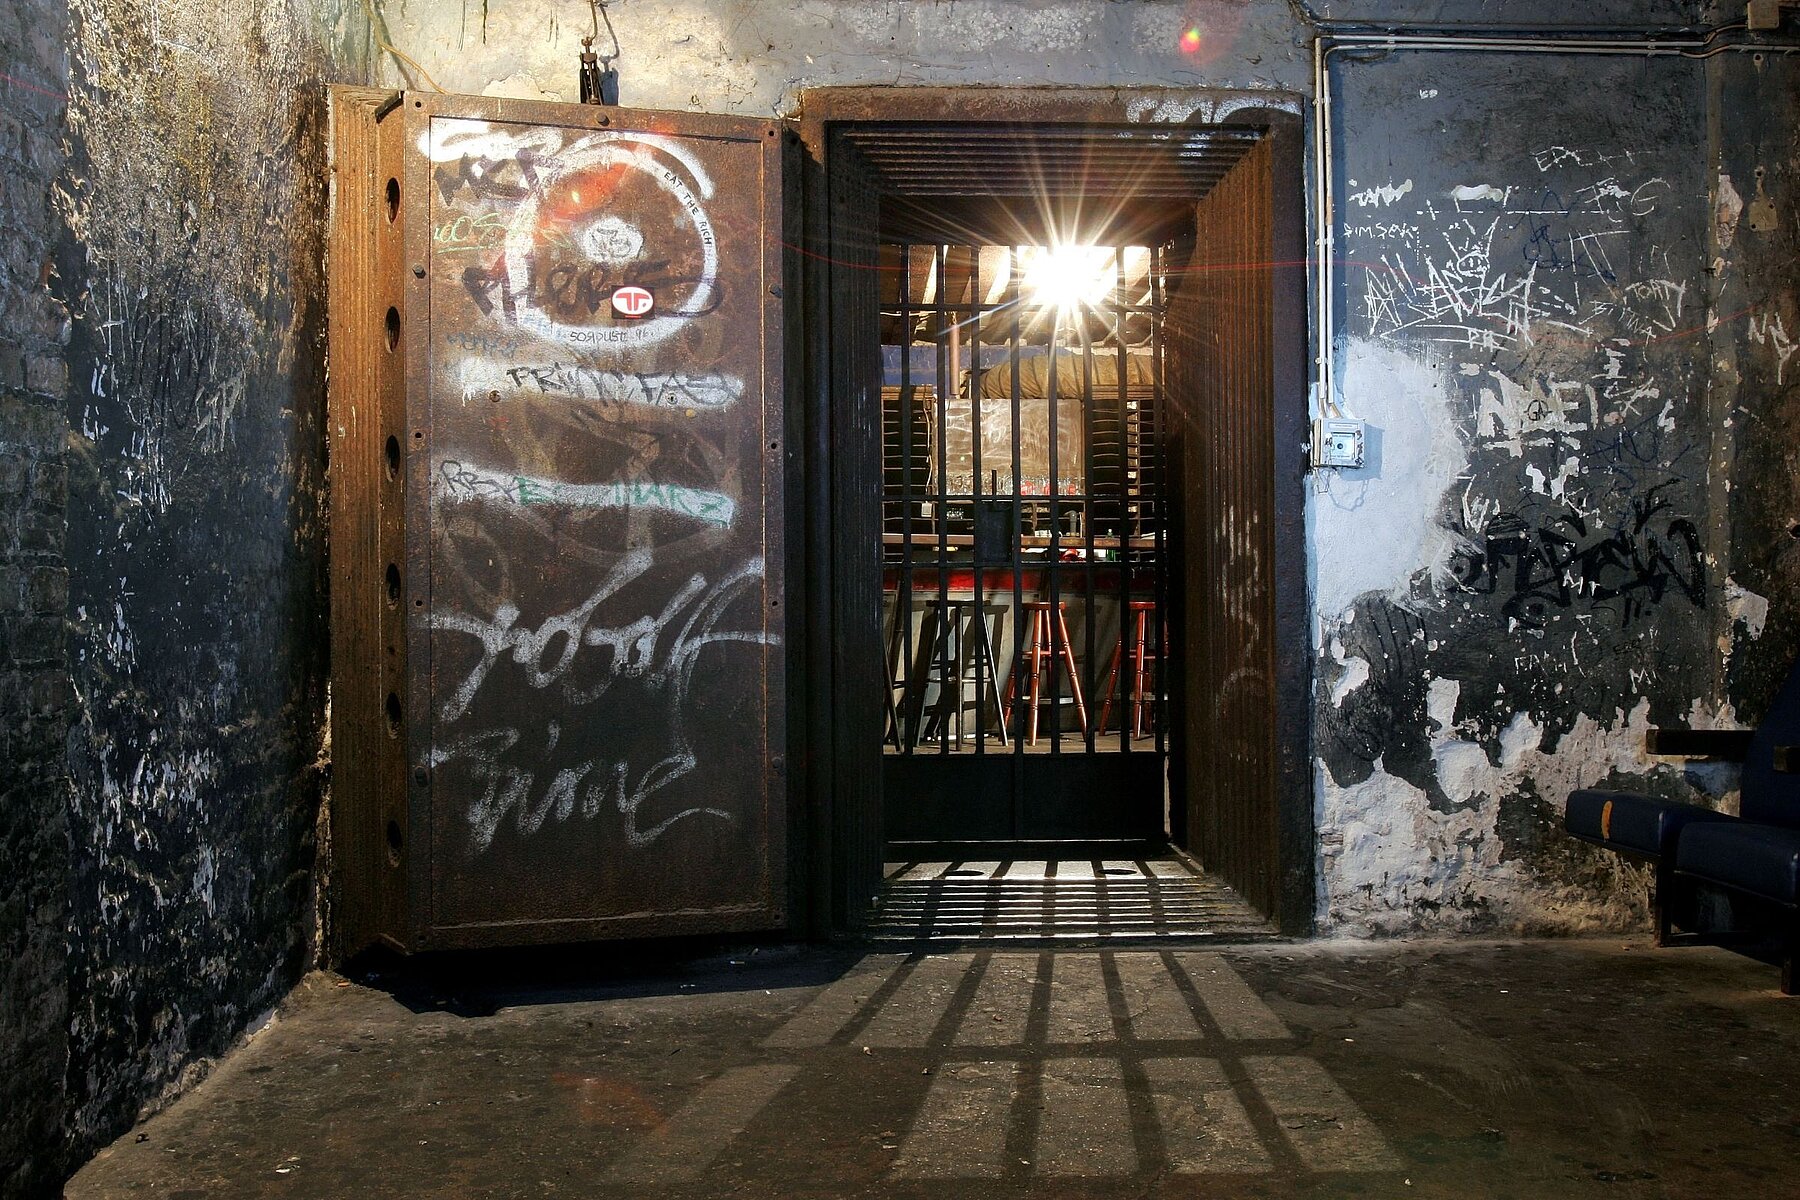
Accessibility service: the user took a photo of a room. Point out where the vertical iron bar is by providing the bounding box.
[934,243,951,756]
[898,243,915,754]
[970,246,986,754]
[1151,242,1168,762]
[1046,296,1062,756]
[1080,294,1097,757]
[1008,245,1026,830]
[1114,245,1130,755]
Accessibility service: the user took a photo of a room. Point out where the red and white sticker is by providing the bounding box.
[611,285,655,318]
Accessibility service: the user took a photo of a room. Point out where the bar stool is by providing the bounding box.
[1003,600,1088,745]
[906,599,1008,747]
[1099,600,1161,739]
[882,601,907,750]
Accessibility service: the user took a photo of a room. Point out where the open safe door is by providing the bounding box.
[328,89,787,952]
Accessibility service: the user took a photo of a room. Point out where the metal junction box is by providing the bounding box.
[327,89,787,952]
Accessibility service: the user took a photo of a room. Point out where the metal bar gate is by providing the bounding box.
[879,240,1172,843]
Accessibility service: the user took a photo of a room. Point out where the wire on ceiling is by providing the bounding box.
[1284,0,1763,40]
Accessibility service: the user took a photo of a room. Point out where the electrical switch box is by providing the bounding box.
[1749,0,1782,31]
[1312,417,1366,469]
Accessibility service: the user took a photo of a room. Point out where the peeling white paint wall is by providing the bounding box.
[1312,339,1467,623]
[1318,696,1741,935]
[1312,51,1747,938]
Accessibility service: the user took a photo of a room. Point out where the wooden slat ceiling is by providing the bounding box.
[846,122,1262,247]
[845,123,1262,198]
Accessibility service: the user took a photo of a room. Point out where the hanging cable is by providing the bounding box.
[361,0,445,93]
[580,0,621,104]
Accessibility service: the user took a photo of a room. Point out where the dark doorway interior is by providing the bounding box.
[801,92,1312,937]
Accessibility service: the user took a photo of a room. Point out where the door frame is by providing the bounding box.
[794,87,1314,937]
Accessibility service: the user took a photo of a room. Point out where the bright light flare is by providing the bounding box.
[1022,244,1115,316]
[1179,26,1203,54]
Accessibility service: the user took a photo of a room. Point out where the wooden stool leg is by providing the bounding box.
[1053,606,1088,735]
[1005,607,1041,742]
[1029,611,1044,741]
[1001,628,1017,728]
[973,607,1007,746]
[1099,628,1125,735]
[1131,609,1151,740]
[903,607,937,747]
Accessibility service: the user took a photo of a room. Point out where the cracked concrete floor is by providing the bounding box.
[67,936,1800,1198]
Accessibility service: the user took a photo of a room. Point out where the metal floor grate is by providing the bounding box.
[869,855,1276,944]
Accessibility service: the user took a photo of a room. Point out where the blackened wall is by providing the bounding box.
[53,0,346,1162]
[1308,37,1797,934]
[1,0,361,1192]
[1714,51,1800,717]
[0,1,73,1194]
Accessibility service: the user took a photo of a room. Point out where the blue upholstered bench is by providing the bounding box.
[1564,739,1743,946]
[1565,661,1800,994]
[1673,732,1800,994]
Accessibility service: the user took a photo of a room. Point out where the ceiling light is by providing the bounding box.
[1022,244,1114,316]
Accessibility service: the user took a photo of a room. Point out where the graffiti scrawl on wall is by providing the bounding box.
[1333,131,1713,652]
[1447,491,1705,631]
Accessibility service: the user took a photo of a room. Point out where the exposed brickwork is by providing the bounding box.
[0,0,73,1195]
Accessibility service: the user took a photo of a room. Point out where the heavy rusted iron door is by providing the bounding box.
[330,91,787,950]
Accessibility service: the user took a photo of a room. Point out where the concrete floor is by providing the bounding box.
[68,936,1800,1198]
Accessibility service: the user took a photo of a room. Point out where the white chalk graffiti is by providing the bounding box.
[1609,278,1688,336]
[426,554,776,852]
[1334,138,1716,634]
[437,460,737,528]
[455,356,745,410]
[1748,311,1796,386]
[503,136,716,350]
[1348,179,1415,209]
[1363,218,1542,349]
[1356,155,1686,356]
[1531,146,1638,172]
[1473,371,1594,457]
